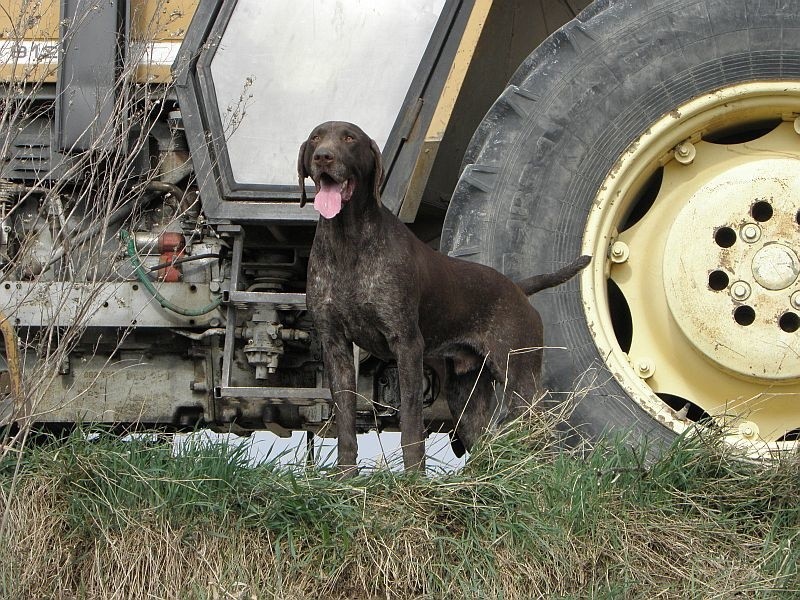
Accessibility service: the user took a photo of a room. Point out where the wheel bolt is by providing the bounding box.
[731,281,751,301]
[635,357,655,379]
[792,291,800,311]
[610,241,630,263]
[674,140,696,165]
[741,223,761,243]
[738,421,759,439]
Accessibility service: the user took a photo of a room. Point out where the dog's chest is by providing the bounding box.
[308,254,404,359]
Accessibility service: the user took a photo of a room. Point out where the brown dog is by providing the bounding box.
[300,121,589,475]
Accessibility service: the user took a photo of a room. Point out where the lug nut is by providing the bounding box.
[635,357,655,379]
[731,281,751,301]
[792,291,800,311]
[674,140,696,165]
[738,421,759,439]
[610,241,630,264]
[741,223,761,243]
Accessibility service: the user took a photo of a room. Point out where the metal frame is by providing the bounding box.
[173,0,472,223]
[214,224,331,403]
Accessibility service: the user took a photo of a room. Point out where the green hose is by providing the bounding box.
[120,230,222,317]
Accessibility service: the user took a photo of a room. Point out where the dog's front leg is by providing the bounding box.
[321,339,359,477]
[393,334,426,472]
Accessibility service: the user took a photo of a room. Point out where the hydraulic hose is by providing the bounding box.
[120,229,222,317]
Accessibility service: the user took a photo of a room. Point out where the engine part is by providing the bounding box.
[244,308,283,379]
[120,230,222,317]
[373,362,439,417]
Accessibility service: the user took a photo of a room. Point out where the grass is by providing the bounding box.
[1,416,798,599]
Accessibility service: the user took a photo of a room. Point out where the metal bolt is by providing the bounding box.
[741,223,761,243]
[635,358,655,379]
[731,281,751,301]
[610,241,630,264]
[674,140,696,165]
[738,421,759,439]
[792,291,800,311]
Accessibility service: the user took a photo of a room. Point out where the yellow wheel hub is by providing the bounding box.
[582,82,800,453]
[663,154,800,382]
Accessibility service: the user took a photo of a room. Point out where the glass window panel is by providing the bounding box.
[209,0,446,187]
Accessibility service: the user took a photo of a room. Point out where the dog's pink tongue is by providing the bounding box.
[314,180,342,219]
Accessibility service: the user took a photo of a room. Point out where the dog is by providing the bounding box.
[299,121,589,475]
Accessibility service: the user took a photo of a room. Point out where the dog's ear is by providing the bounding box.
[369,138,384,202]
[297,140,308,207]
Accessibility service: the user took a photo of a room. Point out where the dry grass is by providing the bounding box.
[1,414,799,600]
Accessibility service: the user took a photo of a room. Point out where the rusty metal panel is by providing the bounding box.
[0,281,221,328]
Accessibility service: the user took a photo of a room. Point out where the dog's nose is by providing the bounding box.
[313,147,335,163]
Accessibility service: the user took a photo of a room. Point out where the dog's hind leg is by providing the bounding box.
[321,337,359,477]
[392,332,426,472]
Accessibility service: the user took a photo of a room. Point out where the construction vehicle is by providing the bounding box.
[0,0,798,457]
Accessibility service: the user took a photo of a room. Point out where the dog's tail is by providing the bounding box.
[515,255,591,296]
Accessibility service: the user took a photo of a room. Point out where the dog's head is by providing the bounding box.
[297,121,384,219]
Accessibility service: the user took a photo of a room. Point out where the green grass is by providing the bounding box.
[1,418,798,599]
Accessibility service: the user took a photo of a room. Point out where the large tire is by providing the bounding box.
[441,0,800,452]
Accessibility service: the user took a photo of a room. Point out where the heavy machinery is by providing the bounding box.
[1,0,798,456]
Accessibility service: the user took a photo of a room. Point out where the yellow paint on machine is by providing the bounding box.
[0,0,199,83]
[398,0,494,222]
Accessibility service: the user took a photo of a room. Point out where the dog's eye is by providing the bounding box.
[343,135,355,143]
[310,135,320,143]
